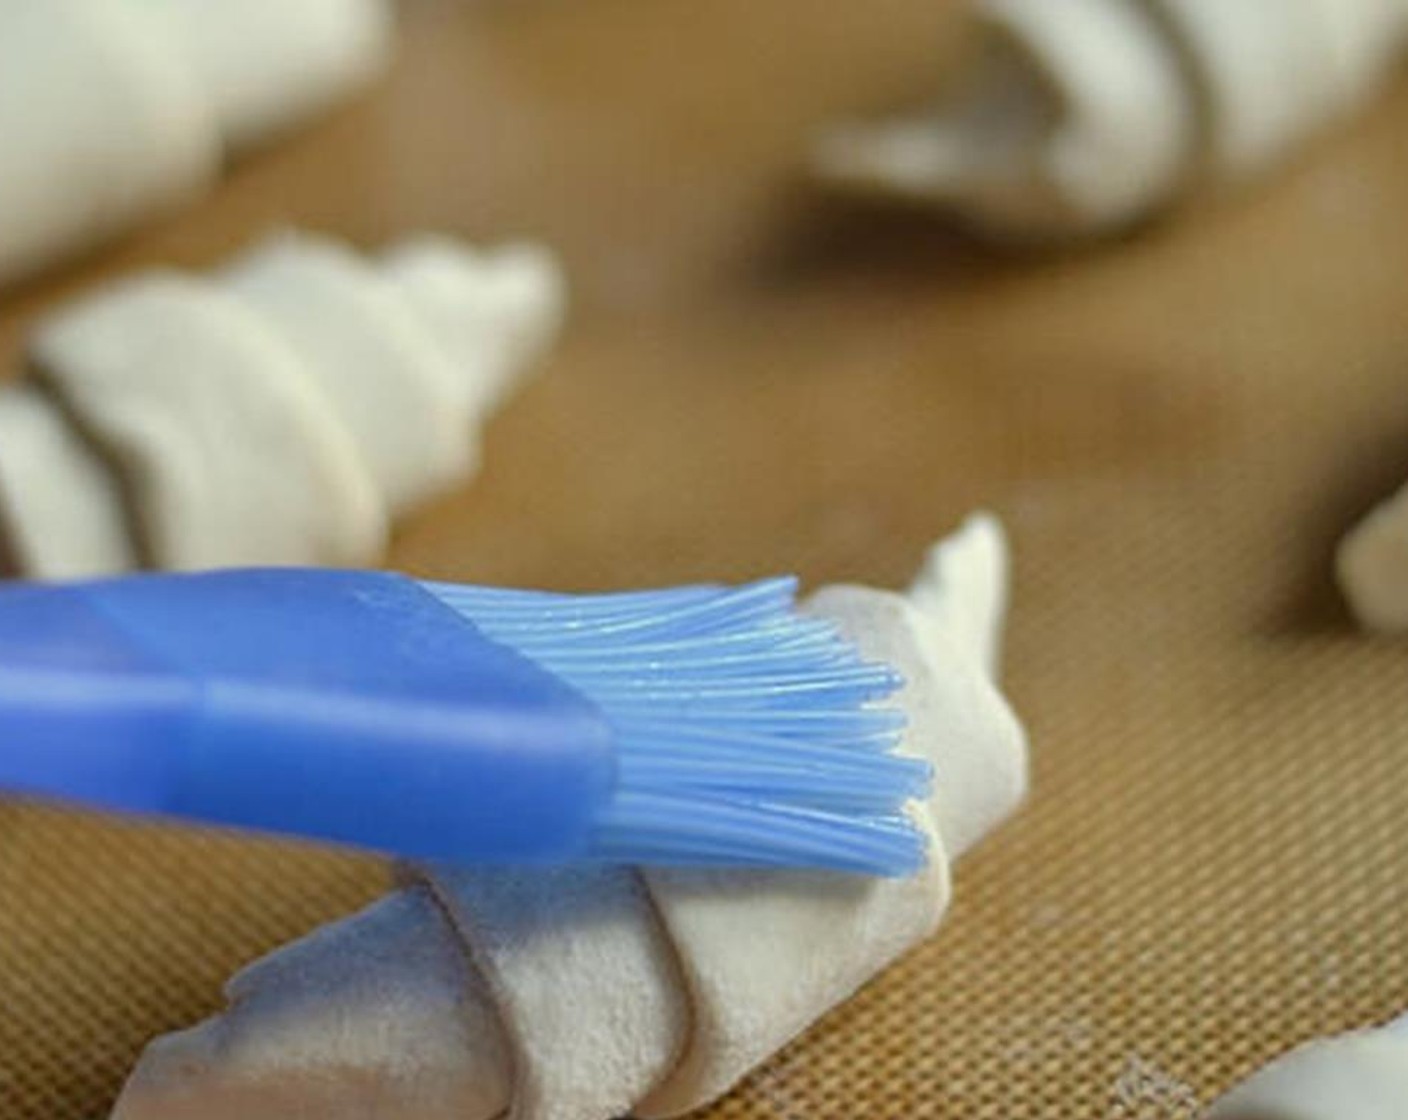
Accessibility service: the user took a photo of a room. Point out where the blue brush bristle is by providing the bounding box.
[426,577,931,876]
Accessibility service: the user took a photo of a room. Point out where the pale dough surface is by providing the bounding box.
[0,233,562,578]
[128,0,394,151]
[381,237,568,418]
[905,514,1028,858]
[0,0,219,287]
[223,232,468,513]
[0,385,137,579]
[426,866,689,1120]
[111,886,510,1120]
[1150,0,1341,176]
[30,273,386,570]
[909,512,1009,692]
[0,0,392,286]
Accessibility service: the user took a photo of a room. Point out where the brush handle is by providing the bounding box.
[0,569,614,863]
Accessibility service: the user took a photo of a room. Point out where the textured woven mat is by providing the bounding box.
[4,2,1408,1117]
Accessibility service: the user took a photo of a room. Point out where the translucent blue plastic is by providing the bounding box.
[430,576,930,875]
[0,570,613,863]
[0,569,928,875]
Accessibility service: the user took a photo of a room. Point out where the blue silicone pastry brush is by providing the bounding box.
[0,568,929,875]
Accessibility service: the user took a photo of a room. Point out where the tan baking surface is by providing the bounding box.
[4,2,1408,1117]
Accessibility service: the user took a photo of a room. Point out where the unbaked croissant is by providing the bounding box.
[107,514,1029,1120]
[813,0,1408,240]
[0,232,565,578]
[0,0,393,287]
[1207,1013,1408,1119]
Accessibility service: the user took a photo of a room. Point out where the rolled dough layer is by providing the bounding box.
[0,232,561,579]
[0,0,392,287]
[109,515,1028,1120]
[636,584,954,1116]
[223,232,468,512]
[29,273,386,570]
[111,886,512,1120]
[425,866,690,1120]
[813,0,1196,238]
[0,0,220,288]
[0,384,137,579]
[1148,0,1345,176]
[381,237,568,418]
[908,510,1009,680]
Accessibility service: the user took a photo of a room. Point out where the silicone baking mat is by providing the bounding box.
[3,2,1408,1116]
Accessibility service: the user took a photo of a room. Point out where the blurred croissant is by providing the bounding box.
[814,0,1408,240]
[0,231,565,578]
[0,0,394,286]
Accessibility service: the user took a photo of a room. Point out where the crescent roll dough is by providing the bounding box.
[127,0,394,152]
[0,384,137,578]
[381,237,570,419]
[428,867,690,1120]
[1208,1015,1408,1120]
[222,232,469,512]
[0,0,220,288]
[0,232,564,579]
[28,274,387,570]
[109,514,1029,1120]
[117,885,512,1120]
[812,0,1408,239]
